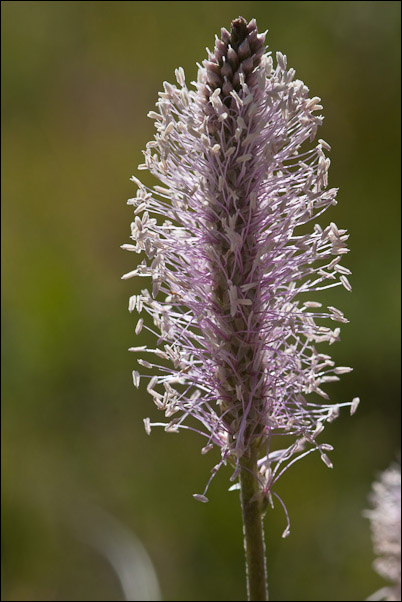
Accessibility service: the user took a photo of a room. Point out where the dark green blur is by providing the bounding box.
[2,2,400,600]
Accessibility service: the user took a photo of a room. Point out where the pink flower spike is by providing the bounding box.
[124,15,356,510]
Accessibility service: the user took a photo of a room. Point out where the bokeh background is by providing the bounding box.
[2,1,401,601]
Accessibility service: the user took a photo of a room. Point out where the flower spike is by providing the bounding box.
[123,16,356,513]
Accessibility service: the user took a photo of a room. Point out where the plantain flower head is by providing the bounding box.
[122,17,357,529]
[366,464,401,601]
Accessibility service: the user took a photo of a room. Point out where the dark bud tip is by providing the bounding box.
[230,16,249,51]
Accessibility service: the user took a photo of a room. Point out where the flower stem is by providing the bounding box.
[240,445,268,601]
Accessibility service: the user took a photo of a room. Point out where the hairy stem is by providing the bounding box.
[240,446,268,601]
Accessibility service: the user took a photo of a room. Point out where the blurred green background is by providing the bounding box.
[2,1,400,600]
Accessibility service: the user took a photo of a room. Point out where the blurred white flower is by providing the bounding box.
[366,463,401,601]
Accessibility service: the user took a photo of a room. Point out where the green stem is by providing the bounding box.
[239,446,268,601]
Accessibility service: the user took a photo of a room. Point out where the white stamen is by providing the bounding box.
[132,371,140,388]
[193,494,209,503]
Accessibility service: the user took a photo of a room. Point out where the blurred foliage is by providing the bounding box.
[1,2,400,601]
